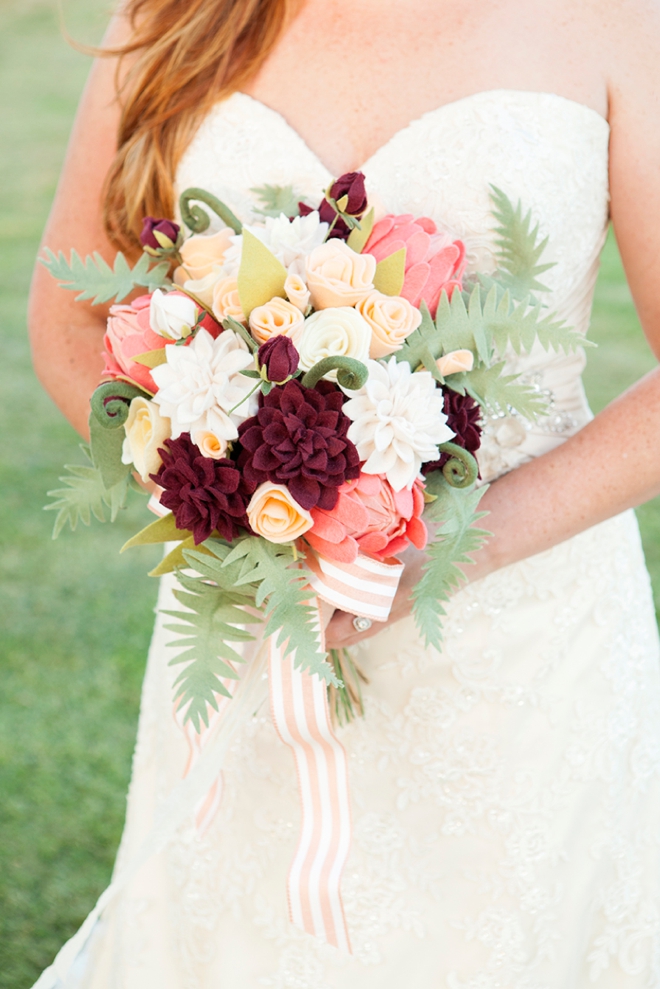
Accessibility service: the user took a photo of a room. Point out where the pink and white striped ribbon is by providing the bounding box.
[268,601,352,953]
[173,693,230,835]
[304,548,404,622]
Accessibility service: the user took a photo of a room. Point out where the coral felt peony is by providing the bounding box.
[103,295,175,393]
[151,433,254,544]
[306,472,428,564]
[237,379,360,511]
[342,356,454,491]
[364,214,466,316]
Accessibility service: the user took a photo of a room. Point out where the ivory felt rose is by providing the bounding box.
[306,473,428,564]
[297,307,371,377]
[247,482,313,543]
[304,240,376,309]
[121,397,172,481]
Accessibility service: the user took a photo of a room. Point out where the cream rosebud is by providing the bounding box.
[247,482,313,544]
[174,271,220,309]
[149,289,198,341]
[177,228,234,281]
[121,397,171,481]
[305,239,376,309]
[284,272,311,312]
[249,297,305,345]
[356,290,423,358]
[297,307,371,379]
[192,429,229,460]
[436,349,474,376]
[211,276,245,323]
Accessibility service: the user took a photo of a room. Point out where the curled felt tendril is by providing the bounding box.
[179,188,243,235]
[438,442,479,489]
[301,357,369,391]
[90,381,149,429]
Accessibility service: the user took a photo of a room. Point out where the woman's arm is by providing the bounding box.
[327,1,660,648]
[28,14,131,439]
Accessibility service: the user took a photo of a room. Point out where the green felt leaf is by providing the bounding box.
[373,247,406,296]
[479,284,588,356]
[44,445,129,538]
[434,285,492,364]
[346,207,375,253]
[413,480,491,649]
[489,185,555,300]
[121,511,190,552]
[236,229,287,318]
[447,361,548,421]
[222,315,258,352]
[132,348,168,369]
[251,183,301,219]
[223,536,338,685]
[39,248,169,305]
[395,300,442,375]
[162,541,261,729]
[149,536,196,576]
[89,414,131,490]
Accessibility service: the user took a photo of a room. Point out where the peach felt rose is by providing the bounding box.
[356,290,422,358]
[284,272,311,312]
[211,276,245,323]
[103,295,175,393]
[175,229,234,281]
[305,239,376,309]
[247,482,313,544]
[364,214,466,317]
[121,396,171,481]
[436,349,474,376]
[192,429,229,460]
[306,472,428,564]
[249,297,305,345]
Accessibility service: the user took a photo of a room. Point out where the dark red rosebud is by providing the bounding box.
[150,433,254,544]
[140,217,180,250]
[299,200,351,241]
[330,172,368,216]
[258,335,299,384]
[423,391,482,474]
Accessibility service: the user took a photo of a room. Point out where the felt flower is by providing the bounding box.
[305,240,376,309]
[192,429,229,460]
[249,297,305,345]
[258,335,299,384]
[342,356,454,490]
[242,211,329,269]
[436,349,474,376]
[423,391,482,473]
[149,289,198,341]
[176,229,235,281]
[364,214,466,316]
[103,295,175,393]
[211,276,245,323]
[151,433,254,544]
[151,327,257,445]
[307,472,428,563]
[299,171,368,241]
[356,291,422,358]
[297,307,371,378]
[121,396,172,482]
[140,217,180,251]
[237,379,360,511]
[247,482,313,544]
[284,272,311,312]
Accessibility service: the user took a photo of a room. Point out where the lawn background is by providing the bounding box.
[1,1,659,987]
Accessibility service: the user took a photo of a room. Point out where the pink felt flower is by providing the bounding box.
[364,214,466,317]
[102,294,220,394]
[306,472,428,564]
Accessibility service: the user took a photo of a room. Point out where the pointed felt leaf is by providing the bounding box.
[346,207,375,253]
[373,247,406,296]
[132,348,168,369]
[44,445,129,538]
[39,248,169,305]
[251,183,301,219]
[121,511,189,552]
[149,536,197,576]
[237,228,287,318]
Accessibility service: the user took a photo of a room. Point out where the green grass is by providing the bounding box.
[0,3,659,988]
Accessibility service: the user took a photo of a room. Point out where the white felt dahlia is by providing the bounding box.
[151,328,257,446]
[342,357,454,491]
[224,211,329,273]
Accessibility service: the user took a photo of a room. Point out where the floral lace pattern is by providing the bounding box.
[78,92,660,989]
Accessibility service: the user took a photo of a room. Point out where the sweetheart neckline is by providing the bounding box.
[223,89,610,178]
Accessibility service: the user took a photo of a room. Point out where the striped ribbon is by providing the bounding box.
[305,548,405,622]
[173,694,229,835]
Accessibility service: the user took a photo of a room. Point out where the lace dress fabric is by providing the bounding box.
[77,91,660,988]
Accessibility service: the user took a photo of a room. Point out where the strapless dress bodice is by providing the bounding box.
[175,89,610,482]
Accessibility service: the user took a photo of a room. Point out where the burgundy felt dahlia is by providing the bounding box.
[140,216,180,250]
[151,434,254,544]
[424,391,482,473]
[237,379,360,511]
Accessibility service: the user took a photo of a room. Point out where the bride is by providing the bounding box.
[29,0,660,985]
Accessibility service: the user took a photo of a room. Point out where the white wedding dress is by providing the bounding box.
[49,90,660,989]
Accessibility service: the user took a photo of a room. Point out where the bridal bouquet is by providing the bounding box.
[42,173,583,728]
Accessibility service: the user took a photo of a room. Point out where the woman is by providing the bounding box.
[29,0,660,985]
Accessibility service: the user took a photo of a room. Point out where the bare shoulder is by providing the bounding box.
[581,0,660,102]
